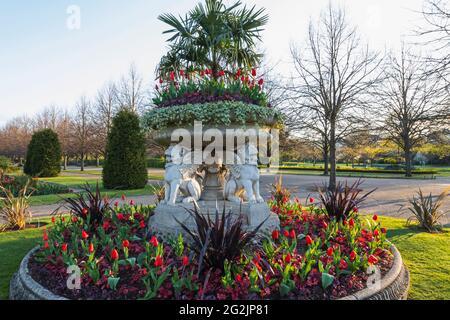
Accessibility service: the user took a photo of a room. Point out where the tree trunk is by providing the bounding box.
[96,155,100,167]
[329,121,337,190]
[81,154,85,172]
[323,139,329,176]
[405,146,413,177]
[63,156,67,171]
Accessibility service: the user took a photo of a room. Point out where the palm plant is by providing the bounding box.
[318,179,376,221]
[177,204,266,273]
[57,183,111,230]
[157,0,268,77]
[406,188,449,233]
[0,180,33,232]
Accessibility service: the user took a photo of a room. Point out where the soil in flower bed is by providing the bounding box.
[27,250,393,300]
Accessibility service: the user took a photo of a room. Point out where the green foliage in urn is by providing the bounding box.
[24,129,62,178]
[103,110,148,190]
[143,101,282,131]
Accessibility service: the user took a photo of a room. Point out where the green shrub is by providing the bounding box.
[0,156,13,172]
[24,129,62,178]
[103,110,148,190]
[147,157,165,168]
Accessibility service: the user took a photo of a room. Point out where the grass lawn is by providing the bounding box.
[0,216,449,300]
[378,216,450,300]
[27,174,164,206]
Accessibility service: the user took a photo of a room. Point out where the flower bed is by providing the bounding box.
[153,68,268,108]
[11,191,409,300]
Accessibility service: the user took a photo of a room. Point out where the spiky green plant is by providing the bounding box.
[406,188,449,233]
[0,180,33,231]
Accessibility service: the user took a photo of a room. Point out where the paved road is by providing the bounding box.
[30,173,450,226]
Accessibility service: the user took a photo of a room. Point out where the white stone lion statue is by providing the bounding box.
[161,145,204,206]
[223,143,264,204]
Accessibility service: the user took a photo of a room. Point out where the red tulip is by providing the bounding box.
[122,194,126,201]
[179,70,185,76]
[154,255,163,268]
[61,243,68,253]
[305,235,313,246]
[381,228,387,234]
[82,208,88,216]
[182,256,189,267]
[368,255,379,265]
[81,230,89,240]
[122,240,130,248]
[51,217,56,223]
[43,231,49,242]
[271,229,279,241]
[353,207,359,213]
[117,213,124,221]
[374,229,380,237]
[251,68,257,77]
[258,78,264,86]
[218,70,225,77]
[159,78,163,84]
[373,214,378,221]
[170,71,175,81]
[284,254,292,264]
[150,236,159,248]
[309,197,314,203]
[283,230,289,238]
[240,75,245,82]
[72,216,78,223]
[236,69,242,77]
[326,247,334,257]
[349,219,355,228]
[235,274,242,283]
[130,200,134,206]
[139,220,146,229]
[88,243,95,254]
[43,241,49,250]
[290,229,296,239]
[115,201,119,207]
[350,250,357,262]
[111,249,119,261]
[339,259,348,270]
[103,220,110,230]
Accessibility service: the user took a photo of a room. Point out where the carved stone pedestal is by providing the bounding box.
[148,200,280,241]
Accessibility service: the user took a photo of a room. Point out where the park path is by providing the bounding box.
[30,174,450,226]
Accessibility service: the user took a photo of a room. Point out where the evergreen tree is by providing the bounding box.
[103,110,148,189]
[24,129,62,177]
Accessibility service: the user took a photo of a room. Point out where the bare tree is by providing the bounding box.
[56,109,75,170]
[288,3,382,189]
[418,0,450,83]
[91,82,119,165]
[34,105,60,131]
[73,96,92,171]
[376,45,448,176]
[0,116,33,164]
[116,64,147,114]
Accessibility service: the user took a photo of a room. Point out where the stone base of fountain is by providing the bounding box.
[148,200,280,241]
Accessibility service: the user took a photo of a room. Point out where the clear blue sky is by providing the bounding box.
[0,0,426,125]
